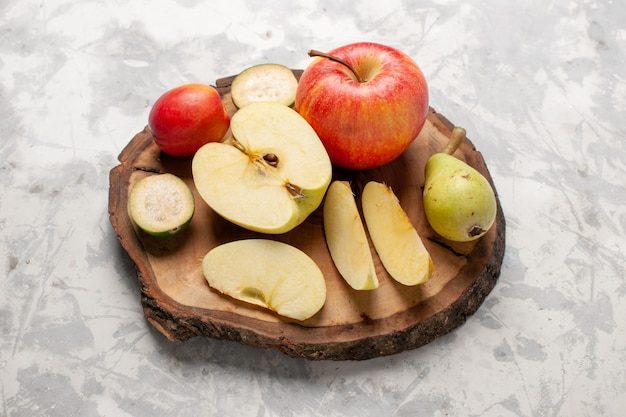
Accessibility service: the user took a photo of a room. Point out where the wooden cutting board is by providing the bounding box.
[108,71,505,361]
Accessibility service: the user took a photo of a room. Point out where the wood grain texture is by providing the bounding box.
[108,71,505,360]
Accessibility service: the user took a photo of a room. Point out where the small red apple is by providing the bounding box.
[148,83,230,157]
[295,42,429,170]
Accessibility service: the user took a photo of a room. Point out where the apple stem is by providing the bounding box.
[442,127,466,155]
[308,49,365,83]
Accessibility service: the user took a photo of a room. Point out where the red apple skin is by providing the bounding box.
[148,83,230,157]
[295,42,429,170]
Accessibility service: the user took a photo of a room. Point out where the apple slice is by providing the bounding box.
[192,102,332,234]
[323,181,378,290]
[361,181,434,286]
[202,239,326,321]
[231,63,298,108]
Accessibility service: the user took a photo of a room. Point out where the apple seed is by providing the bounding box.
[286,183,305,199]
[263,153,279,167]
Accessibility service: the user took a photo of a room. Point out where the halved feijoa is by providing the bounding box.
[231,63,298,108]
[128,173,194,236]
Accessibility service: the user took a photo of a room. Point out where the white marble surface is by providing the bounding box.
[1,0,625,415]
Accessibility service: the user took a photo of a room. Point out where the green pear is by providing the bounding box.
[423,127,496,242]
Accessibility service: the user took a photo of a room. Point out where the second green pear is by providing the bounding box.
[423,127,496,242]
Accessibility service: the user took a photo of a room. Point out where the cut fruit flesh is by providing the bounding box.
[128,173,194,236]
[323,181,378,290]
[361,181,434,286]
[231,64,299,108]
[192,102,332,234]
[201,239,326,321]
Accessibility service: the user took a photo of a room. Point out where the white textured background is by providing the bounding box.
[1,1,625,416]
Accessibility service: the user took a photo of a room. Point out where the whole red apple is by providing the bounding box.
[295,42,429,170]
[148,83,230,157]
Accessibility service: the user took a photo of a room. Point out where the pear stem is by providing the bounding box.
[442,127,467,155]
[308,49,365,83]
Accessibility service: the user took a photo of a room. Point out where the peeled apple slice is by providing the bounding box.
[323,181,378,290]
[230,63,298,108]
[202,239,326,321]
[128,173,194,236]
[361,181,434,286]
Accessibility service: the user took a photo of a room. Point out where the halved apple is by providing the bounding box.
[192,102,332,234]
[202,239,326,321]
[323,181,378,290]
[361,181,434,286]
